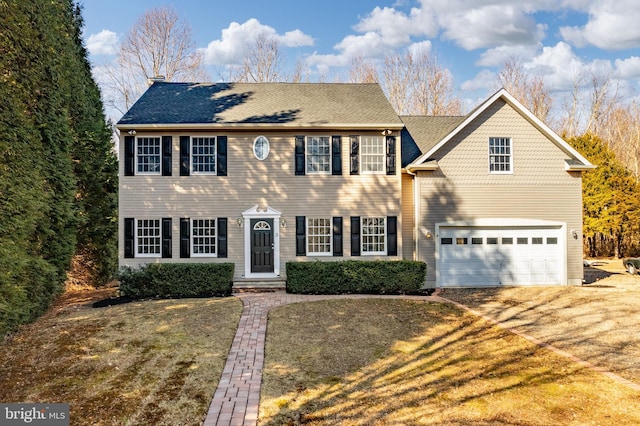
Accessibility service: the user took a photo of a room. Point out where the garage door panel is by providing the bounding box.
[438,225,564,287]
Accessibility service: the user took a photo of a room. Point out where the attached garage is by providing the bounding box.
[435,220,566,287]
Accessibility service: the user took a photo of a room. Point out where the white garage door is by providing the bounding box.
[438,226,564,287]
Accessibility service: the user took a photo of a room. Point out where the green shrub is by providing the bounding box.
[286,260,426,294]
[118,263,234,298]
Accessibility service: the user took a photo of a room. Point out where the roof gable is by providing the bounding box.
[117,82,403,129]
[407,88,594,170]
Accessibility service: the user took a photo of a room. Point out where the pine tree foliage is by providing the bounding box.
[568,134,640,258]
[0,0,117,337]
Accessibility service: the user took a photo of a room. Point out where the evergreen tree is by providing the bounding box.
[0,0,117,337]
[569,134,640,257]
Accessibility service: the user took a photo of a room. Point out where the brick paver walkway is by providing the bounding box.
[203,291,439,426]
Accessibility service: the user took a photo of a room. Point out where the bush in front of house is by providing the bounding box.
[118,263,234,298]
[286,260,426,294]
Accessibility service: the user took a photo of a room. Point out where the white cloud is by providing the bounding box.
[476,44,541,67]
[201,19,313,65]
[461,69,497,92]
[615,57,640,79]
[560,0,640,50]
[279,29,314,47]
[437,5,545,50]
[86,30,118,56]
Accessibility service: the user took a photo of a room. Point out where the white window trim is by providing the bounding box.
[361,216,387,255]
[306,217,333,256]
[488,136,513,175]
[191,136,217,175]
[190,218,217,258]
[135,137,161,175]
[135,218,162,258]
[253,135,270,161]
[360,136,385,175]
[306,136,331,174]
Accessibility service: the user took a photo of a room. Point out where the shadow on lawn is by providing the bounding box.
[261,300,585,425]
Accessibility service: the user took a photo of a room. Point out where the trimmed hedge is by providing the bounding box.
[118,263,234,298]
[286,260,426,294]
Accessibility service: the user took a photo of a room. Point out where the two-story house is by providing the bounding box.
[117,81,594,288]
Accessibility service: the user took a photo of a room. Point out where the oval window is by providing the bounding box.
[253,136,270,160]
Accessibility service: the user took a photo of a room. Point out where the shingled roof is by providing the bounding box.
[117,82,404,129]
[400,115,466,166]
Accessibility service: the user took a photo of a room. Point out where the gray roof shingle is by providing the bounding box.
[118,82,403,127]
[400,115,466,165]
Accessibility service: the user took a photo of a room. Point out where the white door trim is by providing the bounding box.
[242,205,281,279]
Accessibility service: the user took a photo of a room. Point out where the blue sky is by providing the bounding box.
[80,0,640,116]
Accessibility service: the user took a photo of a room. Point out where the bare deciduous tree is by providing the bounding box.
[232,34,284,82]
[348,55,378,83]
[498,58,552,122]
[104,6,208,115]
[382,50,460,116]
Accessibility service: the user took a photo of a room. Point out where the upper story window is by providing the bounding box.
[307,136,331,173]
[489,137,512,173]
[192,137,216,174]
[136,137,161,174]
[307,217,332,255]
[360,136,385,173]
[253,136,270,161]
[179,136,227,177]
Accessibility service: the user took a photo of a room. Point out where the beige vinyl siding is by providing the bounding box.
[401,172,415,260]
[119,130,402,279]
[415,99,584,287]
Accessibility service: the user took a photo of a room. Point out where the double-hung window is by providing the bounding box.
[306,136,331,173]
[191,218,216,256]
[360,136,385,173]
[136,137,161,174]
[192,137,216,174]
[489,137,512,173]
[361,217,386,254]
[136,219,161,257]
[307,218,332,255]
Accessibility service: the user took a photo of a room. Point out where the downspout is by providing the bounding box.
[404,166,419,262]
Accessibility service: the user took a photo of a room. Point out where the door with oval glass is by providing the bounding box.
[250,219,274,273]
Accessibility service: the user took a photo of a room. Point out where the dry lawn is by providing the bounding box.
[0,288,242,425]
[261,298,640,425]
[441,261,640,385]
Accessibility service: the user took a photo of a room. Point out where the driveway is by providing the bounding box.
[440,260,640,385]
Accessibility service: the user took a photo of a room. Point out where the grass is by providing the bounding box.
[261,299,640,425]
[0,289,243,425]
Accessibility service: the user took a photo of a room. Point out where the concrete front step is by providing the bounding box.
[232,280,286,293]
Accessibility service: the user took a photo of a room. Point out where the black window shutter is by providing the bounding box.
[162,218,172,258]
[295,216,306,256]
[350,216,361,256]
[387,216,398,256]
[217,136,227,176]
[180,136,190,176]
[180,218,190,258]
[332,136,342,175]
[218,218,228,258]
[124,218,135,258]
[350,136,359,175]
[295,136,305,175]
[386,136,396,175]
[162,136,172,176]
[124,136,135,176]
[333,217,343,256]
